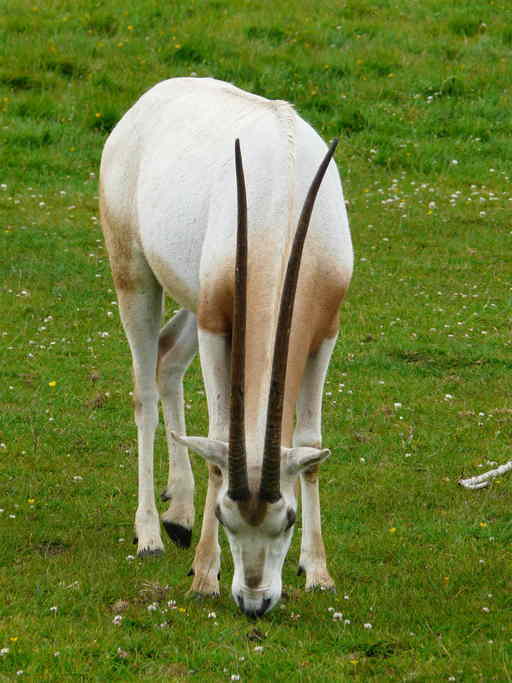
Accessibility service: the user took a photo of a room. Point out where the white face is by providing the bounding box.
[216,491,297,617]
[172,433,330,617]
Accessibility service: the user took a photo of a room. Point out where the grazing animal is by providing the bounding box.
[99,78,353,617]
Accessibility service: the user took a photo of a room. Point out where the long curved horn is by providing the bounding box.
[259,138,339,503]
[228,139,250,501]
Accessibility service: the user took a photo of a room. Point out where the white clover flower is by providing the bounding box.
[0,648,10,656]
[364,622,373,629]
[332,612,343,621]
[112,615,123,625]
[147,602,159,612]
[49,606,58,613]
[207,611,216,619]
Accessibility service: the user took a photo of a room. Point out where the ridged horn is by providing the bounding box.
[259,138,339,503]
[228,139,250,501]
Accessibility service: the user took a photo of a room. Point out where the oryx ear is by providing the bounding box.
[170,432,228,468]
[284,447,331,477]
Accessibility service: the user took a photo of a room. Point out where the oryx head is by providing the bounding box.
[174,138,338,617]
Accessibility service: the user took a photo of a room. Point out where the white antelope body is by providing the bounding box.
[100,77,353,617]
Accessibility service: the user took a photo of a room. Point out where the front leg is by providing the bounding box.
[294,336,337,591]
[189,463,222,596]
[188,329,231,596]
[299,466,335,591]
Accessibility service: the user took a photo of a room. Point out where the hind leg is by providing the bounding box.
[157,309,198,548]
[115,272,165,557]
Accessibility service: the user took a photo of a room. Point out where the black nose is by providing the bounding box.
[237,596,272,619]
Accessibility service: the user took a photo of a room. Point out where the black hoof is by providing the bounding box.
[297,565,305,576]
[137,547,164,558]
[163,521,192,548]
[187,567,195,577]
[160,490,172,502]
[133,536,138,545]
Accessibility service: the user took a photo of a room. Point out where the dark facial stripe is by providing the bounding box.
[244,548,265,589]
[237,497,268,526]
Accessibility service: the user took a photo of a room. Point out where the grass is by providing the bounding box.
[1,0,511,679]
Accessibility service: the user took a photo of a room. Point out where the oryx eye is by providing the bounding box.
[285,508,296,531]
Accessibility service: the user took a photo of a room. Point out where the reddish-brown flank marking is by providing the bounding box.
[197,275,233,335]
[99,187,139,293]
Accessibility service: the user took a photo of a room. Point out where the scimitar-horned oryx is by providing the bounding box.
[100,77,353,617]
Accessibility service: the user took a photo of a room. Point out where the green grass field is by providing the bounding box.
[1,0,511,679]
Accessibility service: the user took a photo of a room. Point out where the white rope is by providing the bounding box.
[458,460,512,489]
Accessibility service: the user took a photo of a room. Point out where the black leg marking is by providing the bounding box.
[297,565,305,576]
[187,567,195,577]
[160,489,172,502]
[163,520,192,548]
